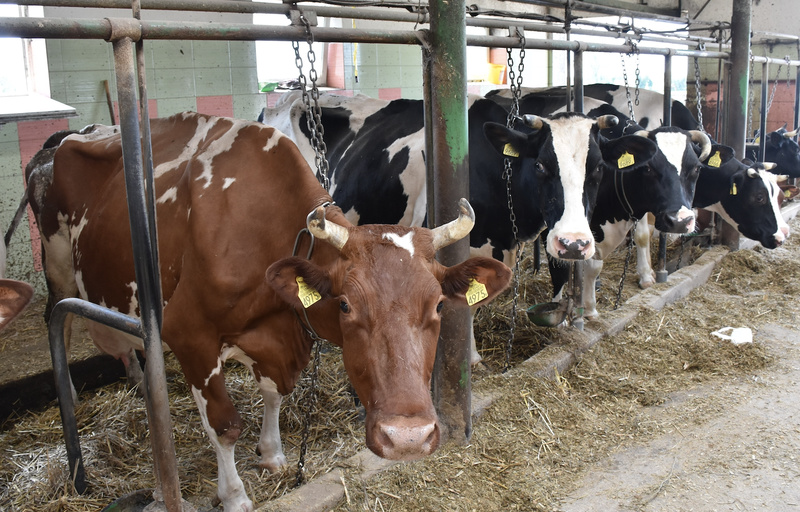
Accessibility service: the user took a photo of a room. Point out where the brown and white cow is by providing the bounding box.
[25,112,511,511]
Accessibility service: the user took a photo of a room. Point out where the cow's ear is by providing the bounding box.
[483,122,533,160]
[0,279,34,331]
[704,144,736,168]
[439,257,512,307]
[600,135,658,172]
[768,130,784,146]
[266,257,333,309]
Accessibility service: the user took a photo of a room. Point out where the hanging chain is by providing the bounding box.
[766,62,783,120]
[621,38,638,124]
[294,331,323,488]
[693,43,706,131]
[292,14,330,191]
[503,28,525,373]
[614,219,637,310]
[633,43,641,108]
[747,48,755,139]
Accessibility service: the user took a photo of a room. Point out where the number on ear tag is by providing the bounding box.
[296,276,322,308]
[708,151,722,168]
[466,278,489,306]
[503,143,520,158]
[730,182,738,196]
[617,152,635,169]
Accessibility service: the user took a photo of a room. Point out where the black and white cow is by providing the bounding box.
[634,147,791,288]
[747,127,800,178]
[260,91,660,363]
[547,122,714,318]
[487,83,702,132]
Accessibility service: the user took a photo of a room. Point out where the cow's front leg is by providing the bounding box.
[190,370,253,512]
[634,216,656,289]
[253,375,288,472]
[582,258,604,319]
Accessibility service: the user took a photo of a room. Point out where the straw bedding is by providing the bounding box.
[1,214,798,511]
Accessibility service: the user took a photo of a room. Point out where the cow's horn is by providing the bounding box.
[307,206,349,251]
[431,198,476,251]
[521,114,544,130]
[783,129,798,138]
[762,162,778,171]
[634,130,650,138]
[596,115,619,130]
[690,130,712,161]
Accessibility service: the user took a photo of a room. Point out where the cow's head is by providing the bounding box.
[482,113,658,260]
[630,126,712,234]
[765,127,800,178]
[267,199,511,461]
[704,147,790,249]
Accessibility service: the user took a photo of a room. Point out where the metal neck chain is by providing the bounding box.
[290,220,329,488]
[766,56,792,123]
[292,14,330,191]
[503,28,525,373]
[621,39,640,124]
[614,218,637,310]
[693,43,705,131]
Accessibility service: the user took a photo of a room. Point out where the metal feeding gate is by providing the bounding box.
[2,0,799,509]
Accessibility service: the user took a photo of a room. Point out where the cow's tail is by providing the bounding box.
[4,192,28,248]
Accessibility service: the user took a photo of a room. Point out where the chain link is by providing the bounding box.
[693,43,706,131]
[292,15,330,191]
[747,49,755,139]
[614,219,637,310]
[503,28,525,372]
[294,336,322,488]
[620,40,637,124]
[766,63,782,120]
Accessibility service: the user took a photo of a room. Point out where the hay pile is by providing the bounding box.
[1,215,799,511]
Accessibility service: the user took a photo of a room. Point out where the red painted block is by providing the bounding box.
[196,95,234,118]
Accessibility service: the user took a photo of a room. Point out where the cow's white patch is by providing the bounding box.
[595,219,635,260]
[262,129,283,153]
[547,116,596,257]
[470,240,517,267]
[383,231,415,257]
[390,130,428,227]
[222,177,235,190]
[195,121,243,190]
[157,186,178,204]
[155,116,218,178]
[654,132,688,176]
[204,345,254,388]
[761,170,791,239]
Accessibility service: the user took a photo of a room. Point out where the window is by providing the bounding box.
[0,5,75,122]
[253,1,326,90]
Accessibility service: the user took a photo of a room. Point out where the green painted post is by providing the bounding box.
[427,0,471,445]
[721,0,750,250]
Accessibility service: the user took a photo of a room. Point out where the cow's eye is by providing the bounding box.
[340,301,350,313]
[535,162,548,176]
[436,301,444,313]
[754,192,767,205]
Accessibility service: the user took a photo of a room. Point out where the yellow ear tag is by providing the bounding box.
[617,151,635,169]
[466,278,489,307]
[708,151,722,168]
[730,182,738,196]
[296,276,322,308]
[785,190,792,198]
[503,143,520,158]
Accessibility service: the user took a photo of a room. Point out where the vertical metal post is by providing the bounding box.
[656,54,673,284]
[795,67,800,133]
[428,0,471,446]
[573,46,584,113]
[111,34,183,511]
[715,42,724,141]
[721,0,751,250]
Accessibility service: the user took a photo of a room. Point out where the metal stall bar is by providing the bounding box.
[48,298,142,495]
[108,20,183,509]
[655,51,674,284]
[759,60,769,159]
[4,0,726,49]
[428,0,472,448]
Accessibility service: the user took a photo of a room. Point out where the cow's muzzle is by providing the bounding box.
[656,209,696,234]
[549,234,595,260]
[368,414,440,461]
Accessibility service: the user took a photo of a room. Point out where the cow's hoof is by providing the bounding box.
[217,495,254,512]
[257,454,288,473]
[639,279,655,289]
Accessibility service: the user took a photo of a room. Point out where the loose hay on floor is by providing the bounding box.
[2,215,799,511]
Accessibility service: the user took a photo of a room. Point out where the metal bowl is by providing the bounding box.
[526,302,568,327]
